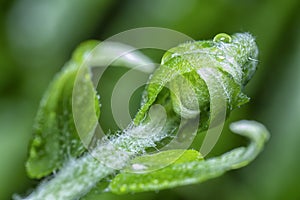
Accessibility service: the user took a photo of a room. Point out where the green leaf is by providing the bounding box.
[134,33,257,131]
[25,39,156,179]
[123,149,203,173]
[109,120,269,194]
[26,41,100,178]
[20,33,267,200]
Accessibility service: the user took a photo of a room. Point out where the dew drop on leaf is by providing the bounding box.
[213,33,232,43]
[216,54,226,61]
[131,163,148,171]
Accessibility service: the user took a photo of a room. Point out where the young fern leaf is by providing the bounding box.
[18,32,268,200]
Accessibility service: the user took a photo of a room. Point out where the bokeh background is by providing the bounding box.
[1,0,300,199]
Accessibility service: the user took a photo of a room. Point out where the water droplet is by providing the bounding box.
[213,33,232,43]
[152,179,159,184]
[120,185,127,193]
[217,55,225,61]
[129,184,138,190]
[132,163,148,171]
[216,53,225,61]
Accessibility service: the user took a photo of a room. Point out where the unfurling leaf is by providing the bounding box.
[109,120,269,194]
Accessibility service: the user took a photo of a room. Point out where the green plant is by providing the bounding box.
[15,32,269,200]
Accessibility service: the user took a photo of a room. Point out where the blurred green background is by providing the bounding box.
[1,0,300,199]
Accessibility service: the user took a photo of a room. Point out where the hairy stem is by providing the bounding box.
[17,108,175,200]
[19,153,113,200]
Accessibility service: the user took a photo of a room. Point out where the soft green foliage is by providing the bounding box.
[1,1,299,200]
[109,121,269,194]
[135,33,257,129]
[18,33,268,200]
[26,41,100,178]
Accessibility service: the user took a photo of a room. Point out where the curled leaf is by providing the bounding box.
[21,32,267,200]
[134,33,258,132]
[109,120,269,194]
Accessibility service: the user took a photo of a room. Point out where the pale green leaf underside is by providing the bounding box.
[109,120,269,194]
